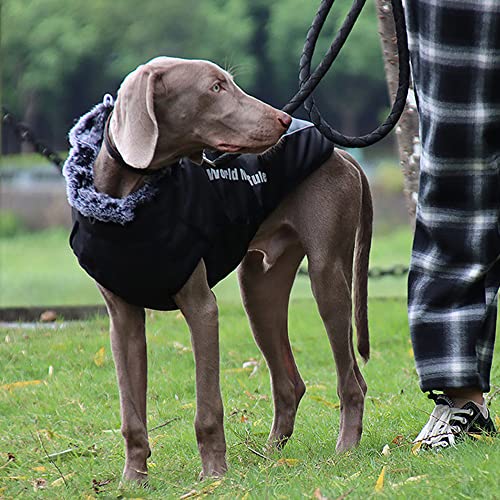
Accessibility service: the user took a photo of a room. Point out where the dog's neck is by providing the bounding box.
[93,147,147,198]
[93,124,204,199]
[93,123,163,198]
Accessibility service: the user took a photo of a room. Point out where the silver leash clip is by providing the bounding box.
[202,151,217,167]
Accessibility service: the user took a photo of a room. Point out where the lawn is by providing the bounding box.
[0,301,498,499]
[0,227,498,498]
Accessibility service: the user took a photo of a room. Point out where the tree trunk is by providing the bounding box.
[375,0,420,226]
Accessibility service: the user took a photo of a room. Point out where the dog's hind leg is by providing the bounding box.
[308,249,366,453]
[238,234,306,448]
[97,285,150,484]
[174,261,227,479]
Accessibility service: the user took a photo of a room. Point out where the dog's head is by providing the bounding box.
[109,56,291,170]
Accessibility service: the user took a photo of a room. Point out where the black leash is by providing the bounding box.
[296,0,409,147]
[213,0,410,165]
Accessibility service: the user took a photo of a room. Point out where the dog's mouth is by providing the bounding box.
[215,143,243,153]
[216,139,282,155]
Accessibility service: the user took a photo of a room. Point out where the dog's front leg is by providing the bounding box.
[174,261,227,479]
[98,285,150,484]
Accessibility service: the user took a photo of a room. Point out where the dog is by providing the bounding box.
[63,56,372,483]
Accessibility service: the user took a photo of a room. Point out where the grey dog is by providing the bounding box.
[66,56,372,482]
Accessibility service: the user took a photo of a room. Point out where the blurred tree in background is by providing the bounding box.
[2,0,387,152]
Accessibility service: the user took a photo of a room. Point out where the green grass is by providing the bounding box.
[0,226,411,307]
[0,229,102,307]
[1,227,498,498]
[0,300,498,498]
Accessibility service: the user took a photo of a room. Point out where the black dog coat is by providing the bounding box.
[64,97,334,310]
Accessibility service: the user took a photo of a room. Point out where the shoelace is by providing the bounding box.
[414,404,475,448]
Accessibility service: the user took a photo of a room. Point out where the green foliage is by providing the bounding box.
[2,0,389,148]
[0,211,26,238]
[268,0,384,86]
[267,0,386,130]
[2,0,256,104]
[373,159,405,193]
[2,0,257,142]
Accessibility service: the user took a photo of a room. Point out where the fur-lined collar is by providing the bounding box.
[63,95,161,225]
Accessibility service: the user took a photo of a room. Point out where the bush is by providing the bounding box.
[0,211,26,237]
[373,160,405,193]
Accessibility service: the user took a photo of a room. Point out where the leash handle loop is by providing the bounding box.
[295,0,410,148]
[214,0,410,166]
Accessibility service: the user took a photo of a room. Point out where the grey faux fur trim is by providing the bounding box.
[62,95,160,225]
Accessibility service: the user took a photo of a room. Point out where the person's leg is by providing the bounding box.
[445,270,497,407]
[405,0,500,446]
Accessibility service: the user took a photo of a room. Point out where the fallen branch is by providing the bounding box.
[245,445,273,461]
[44,446,96,460]
[0,453,15,470]
[34,431,67,488]
[150,417,180,432]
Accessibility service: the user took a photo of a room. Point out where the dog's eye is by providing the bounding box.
[211,83,221,93]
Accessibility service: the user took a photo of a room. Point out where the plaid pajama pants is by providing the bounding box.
[406,0,500,393]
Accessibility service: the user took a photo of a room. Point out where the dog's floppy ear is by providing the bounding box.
[110,65,159,169]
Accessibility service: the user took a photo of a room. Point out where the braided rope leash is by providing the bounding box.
[295,0,410,147]
[214,0,410,166]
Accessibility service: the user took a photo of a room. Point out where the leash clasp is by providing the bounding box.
[202,151,217,167]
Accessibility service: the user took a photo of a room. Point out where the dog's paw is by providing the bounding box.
[198,457,228,481]
[121,466,149,486]
[266,435,290,452]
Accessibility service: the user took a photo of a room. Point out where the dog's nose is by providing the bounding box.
[278,113,292,130]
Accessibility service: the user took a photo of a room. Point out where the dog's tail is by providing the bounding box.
[352,160,373,363]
